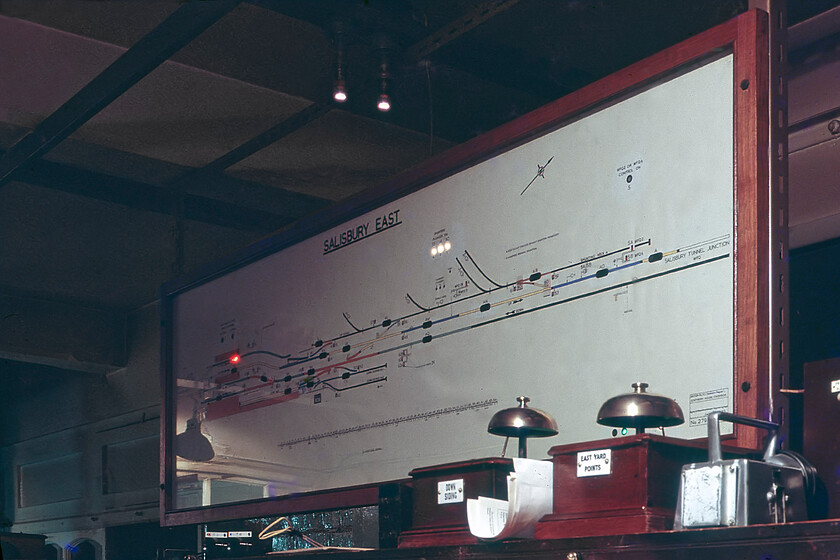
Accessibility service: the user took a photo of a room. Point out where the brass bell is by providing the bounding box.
[488,396,558,457]
[597,382,684,435]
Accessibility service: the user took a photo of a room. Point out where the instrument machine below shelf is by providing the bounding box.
[675,411,818,529]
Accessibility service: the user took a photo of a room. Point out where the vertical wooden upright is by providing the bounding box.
[732,9,772,450]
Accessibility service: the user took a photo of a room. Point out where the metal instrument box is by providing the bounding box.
[676,458,807,527]
[675,412,809,529]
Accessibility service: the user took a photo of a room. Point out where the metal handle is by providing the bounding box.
[707,411,779,463]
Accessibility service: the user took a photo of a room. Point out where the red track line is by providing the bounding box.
[311,351,379,377]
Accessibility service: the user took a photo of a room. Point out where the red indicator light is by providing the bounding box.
[230,354,240,364]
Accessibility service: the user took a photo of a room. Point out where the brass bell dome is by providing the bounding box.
[597,382,684,434]
[488,396,558,457]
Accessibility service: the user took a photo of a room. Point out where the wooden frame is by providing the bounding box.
[160,9,771,526]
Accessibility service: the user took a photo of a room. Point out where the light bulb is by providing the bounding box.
[333,80,347,102]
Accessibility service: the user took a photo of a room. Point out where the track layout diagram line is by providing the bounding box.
[276,399,500,447]
[200,235,731,419]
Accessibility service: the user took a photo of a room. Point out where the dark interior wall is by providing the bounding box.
[105,523,197,560]
[789,236,840,450]
[0,305,161,536]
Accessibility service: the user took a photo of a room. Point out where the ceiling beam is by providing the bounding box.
[431,39,590,101]
[405,0,521,62]
[9,155,330,233]
[0,0,241,187]
[190,103,332,177]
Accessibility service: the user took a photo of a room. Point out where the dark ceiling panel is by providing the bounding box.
[191,103,333,176]
[0,0,240,186]
[13,157,301,233]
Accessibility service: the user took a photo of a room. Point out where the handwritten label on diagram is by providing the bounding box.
[577,448,612,477]
[615,157,645,193]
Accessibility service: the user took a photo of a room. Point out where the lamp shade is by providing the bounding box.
[596,382,684,434]
[488,396,558,457]
[176,417,215,462]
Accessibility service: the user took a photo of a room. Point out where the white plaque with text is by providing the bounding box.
[438,478,464,504]
[577,448,612,477]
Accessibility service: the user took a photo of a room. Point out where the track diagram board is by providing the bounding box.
[169,54,736,507]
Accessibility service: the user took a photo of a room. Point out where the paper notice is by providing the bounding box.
[466,458,553,540]
[465,496,509,539]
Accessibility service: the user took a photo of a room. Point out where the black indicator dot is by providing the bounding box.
[230,367,238,374]
[314,340,323,347]
[595,268,609,278]
[480,303,491,312]
[649,252,663,262]
[308,368,316,376]
[284,388,292,395]
[306,381,314,388]
[626,174,633,184]
[342,372,350,380]
[260,375,268,382]
[422,334,433,343]
[284,375,292,382]
[319,352,328,359]
[342,344,351,353]
[382,319,392,327]
[529,272,542,282]
[422,320,432,329]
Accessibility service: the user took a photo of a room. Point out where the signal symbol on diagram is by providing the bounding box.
[614,286,633,314]
[397,349,435,371]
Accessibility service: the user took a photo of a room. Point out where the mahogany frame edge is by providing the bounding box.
[733,9,771,450]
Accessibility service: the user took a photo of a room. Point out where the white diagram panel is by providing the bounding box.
[170,54,735,506]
